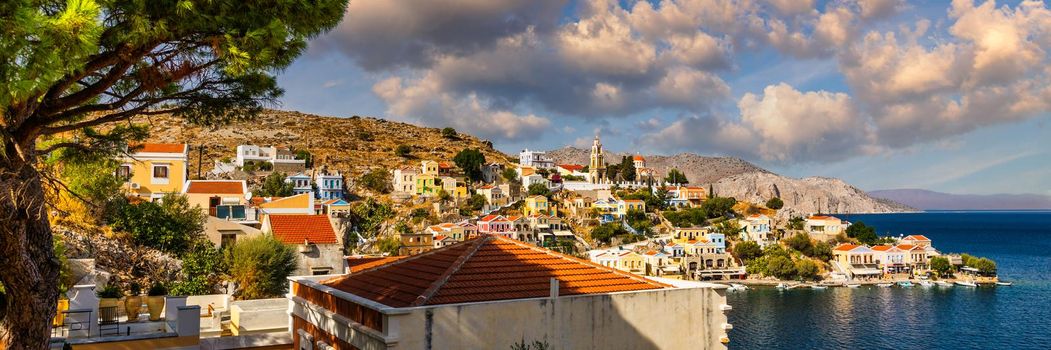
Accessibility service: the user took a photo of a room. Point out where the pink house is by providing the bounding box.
[477,214,516,238]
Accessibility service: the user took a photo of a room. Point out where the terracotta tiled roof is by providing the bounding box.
[434,235,447,241]
[479,215,505,222]
[185,180,245,194]
[896,244,918,251]
[632,155,645,161]
[557,164,584,171]
[134,143,186,153]
[833,243,860,251]
[871,245,893,251]
[809,215,838,220]
[346,256,405,273]
[267,215,338,244]
[904,235,931,241]
[320,235,667,308]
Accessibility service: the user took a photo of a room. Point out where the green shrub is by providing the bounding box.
[733,241,762,263]
[395,144,412,157]
[766,256,797,280]
[228,236,298,300]
[170,241,226,296]
[766,197,784,210]
[256,172,294,197]
[785,232,814,256]
[147,282,168,297]
[96,285,122,299]
[109,193,206,255]
[441,127,457,139]
[376,236,402,256]
[795,259,819,281]
[359,168,392,194]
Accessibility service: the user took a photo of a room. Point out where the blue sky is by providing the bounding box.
[275,0,1051,195]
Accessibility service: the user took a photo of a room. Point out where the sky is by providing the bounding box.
[275,0,1051,196]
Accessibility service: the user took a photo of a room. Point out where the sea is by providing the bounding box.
[726,211,1051,350]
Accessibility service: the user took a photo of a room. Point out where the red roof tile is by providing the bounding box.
[134,143,186,153]
[833,243,860,251]
[557,164,584,171]
[346,256,405,273]
[320,235,666,308]
[632,155,645,161]
[904,235,931,241]
[267,215,338,244]
[185,181,245,194]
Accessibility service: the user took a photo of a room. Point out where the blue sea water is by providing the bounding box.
[726,211,1051,349]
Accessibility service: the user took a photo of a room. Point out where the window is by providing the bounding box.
[311,269,331,276]
[221,232,237,249]
[152,165,169,183]
[116,165,132,179]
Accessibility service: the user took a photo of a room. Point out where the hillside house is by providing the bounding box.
[285,173,313,196]
[738,214,774,247]
[119,143,189,200]
[477,215,515,238]
[314,171,344,200]
[806,215,849,237]
[182,180,253,223]
[262,214,343,276]
[235,145,306,172]
[392,166,418,194]
[519,149,555,169]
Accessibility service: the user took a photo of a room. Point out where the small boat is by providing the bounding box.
[877,283,894,288]
[996,281,1013,286]
[811,285,828,290]
[918,281,934,288]
[935,281,953,287]
[845,283,861,288]
[955,280,978,287]
[897,281,914,287]
[728,283,749,291]
[776,283,789,290]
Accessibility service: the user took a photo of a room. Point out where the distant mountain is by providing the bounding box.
[546,147,912,216]
[869,189,1051,210]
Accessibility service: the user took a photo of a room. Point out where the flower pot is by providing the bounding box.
[124,296,143,322]
[53,299,69,327]
[146,296,165,321]
[98,298,120,323]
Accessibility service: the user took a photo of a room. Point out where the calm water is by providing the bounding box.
[727,211,1051,349]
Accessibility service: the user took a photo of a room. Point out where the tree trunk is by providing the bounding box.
[0,152,59,350]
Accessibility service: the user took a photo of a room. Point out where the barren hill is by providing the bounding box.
[545,146,767,184]
[136,109,514,178]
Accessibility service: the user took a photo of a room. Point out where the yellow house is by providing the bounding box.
[616,199,645,216]
[617,251,645,273]
[181,180,248,219]
[119,143,189,200]
[440,176,469,198]
[673,227,709,244]
[416,174,440,196]
[523,195,556,217]
[421,160,439,176]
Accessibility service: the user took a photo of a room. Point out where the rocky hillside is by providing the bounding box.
[545,146,768,184]
[713,173,915,218]
[136,109,515,178]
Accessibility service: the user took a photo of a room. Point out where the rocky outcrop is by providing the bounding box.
[712,173,915,218]
[544,147,767,184]
[56,225,182,287]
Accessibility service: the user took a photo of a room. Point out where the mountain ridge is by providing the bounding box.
[869,189,1051,210]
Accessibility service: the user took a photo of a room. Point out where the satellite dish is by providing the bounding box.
[245,192,253,200]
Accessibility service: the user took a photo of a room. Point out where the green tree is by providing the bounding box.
[787,216,805,230]
[359,168,392,194]
[930,256,952,278]
[795,259,819,281]
[228,236,298,300]
[766,197,784,210]
[467,194,488,211]
[0,0,348,343]
[395,144,412,157]
[973,258,997,275]
[527,183,550,197]
[375,236,402,256]
[590,223,628,245]
[349,198,394,242]
[619,156,636,182]
[294,149,313,168]
[811,241,833,261]
[109,193,206,254]
[651,187,670,211]
[453,148,486,182]
[732,241,762,263]
[766,255,797,280]
[170,241,226,296]
[715,220,742,239]
[441,127,457,139]
[501,168,519,183]
[785,232,815,256]
[664,169,688,184]
[845,221,879,245]
[257,172,294,197]
[702,196,737,219]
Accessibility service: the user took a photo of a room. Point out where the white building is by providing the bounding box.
[519,149,555,169]
[314,171,344,200]
[285,173,312,196]
[738,214,774,247]
[234,145,306,172]
[392,166,418,194]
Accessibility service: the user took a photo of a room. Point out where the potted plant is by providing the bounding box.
[96,285,122,323]
[124,283,142,322]
[146,282,167,321]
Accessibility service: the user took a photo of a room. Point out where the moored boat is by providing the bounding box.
[955,280,978,287]
[729,283,750,291]
[776,282,789,290]
[996,281,1013,286]
[897,281,914,287]
[935,281,953,287]
[811,285,828,290]
[877,282,894,288]
[845,283,861,288]
[918,281,934,287]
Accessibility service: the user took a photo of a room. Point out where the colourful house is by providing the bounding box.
[617,199,646,216]
[262,214,342,276]
[901,235,932,248]
[182,180,250,221]
[119,143,189,200]
[523,195,556,217]
[477,214,515,238]
[673,227,709,244]
[415,174,440,196]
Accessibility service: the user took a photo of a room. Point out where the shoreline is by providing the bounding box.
[719,277,999,286]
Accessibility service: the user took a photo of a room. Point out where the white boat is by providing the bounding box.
[811,285,828,290]
[845,283,861,288]
[897,281,914,287]
[877,283,894,288]
[935,281,953,287]
[955,280,978,287]
[776,283,789,290]
[728,283,749,291]
[918,281,934,287]
[996,281,1013,286]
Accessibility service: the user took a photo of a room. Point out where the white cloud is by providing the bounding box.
[764,0,816,17]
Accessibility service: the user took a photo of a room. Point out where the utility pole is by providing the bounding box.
[197,144,204,179]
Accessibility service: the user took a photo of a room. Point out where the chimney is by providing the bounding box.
[549,278,560,299]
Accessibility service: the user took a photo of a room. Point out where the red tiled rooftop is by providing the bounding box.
[834,243,860,251]
[133,143,186,153]
[558,164,584,171]
[346,256,405,273]
[904,235,931,241]
[185,181,245,194]
[896,244,918,251]
[809,215,838,220]
[320,235,667,308]
[871,245,893,251]
[267,214,338,244]
[632,155,645,161]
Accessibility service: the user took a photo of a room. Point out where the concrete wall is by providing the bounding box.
[395,287,729,350]
[230,299,288,335]
[295,243,344,276]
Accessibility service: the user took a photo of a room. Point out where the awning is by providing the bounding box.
[851,268,882,275]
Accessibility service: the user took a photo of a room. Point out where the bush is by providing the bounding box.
[811,241,833,261]
[785,232,814,256]
[359,168,392,194]
[715,220,742,239]
[527,183,550,197]
[590,223,628,245]
[147,282,168,297]
[467,194,487,211]
[787,216,805,230]
[256,172,294,197]
[109,193,206,255]
[663,207,708,227]
[930,256,952,278]
[376,236,402,256]
[441,127,457,138]
[170,241,226,296]
[501,168,518,182]
[766,197,784,210]
[733,241,762,263]
[766,256,797,280]
[702,196,737,219]
[294,149,313,168]
[96,285,122,299]
[846,222,879,245]
[228,236,298,300]
[795,259,819,281]
[395,144,412,157]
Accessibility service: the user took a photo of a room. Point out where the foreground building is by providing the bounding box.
[262,214,343,276]
[288,235,731,349]
[119,143,189,200]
